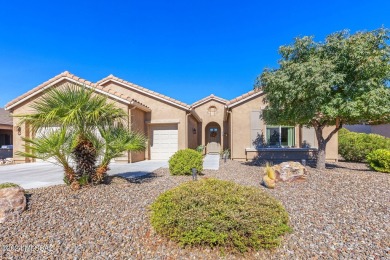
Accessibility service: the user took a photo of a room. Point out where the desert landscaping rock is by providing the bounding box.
[0,186,26,224]
[0,160,389,259]
[273,161,308,182]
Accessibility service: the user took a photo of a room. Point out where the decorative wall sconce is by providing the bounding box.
[15,126,21,135]
[192,128,197,134]
[224,132,228,137]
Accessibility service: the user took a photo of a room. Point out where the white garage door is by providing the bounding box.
[150,125,178,160]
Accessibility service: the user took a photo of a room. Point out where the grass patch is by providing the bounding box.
[0,182,20,189]
[150,178,291,253]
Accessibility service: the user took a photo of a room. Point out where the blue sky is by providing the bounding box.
[0,0,389,107]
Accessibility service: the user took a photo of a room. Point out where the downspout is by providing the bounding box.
[128,106,137,163]
[227,110,233,160]
[185,111,191,148]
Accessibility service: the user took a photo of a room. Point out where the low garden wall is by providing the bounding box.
[245,148,318,165]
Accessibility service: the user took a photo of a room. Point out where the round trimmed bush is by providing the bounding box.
[339,129,390,162]
[366,149,390,173]
[150,178,291,252]
[168,149,203,175]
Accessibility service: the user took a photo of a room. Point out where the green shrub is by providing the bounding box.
[195,145,204,153]
[338,127,350,137]
[0,182,20,189]
[339,129,390,162]
[169,149,203,175]
[150,178,291,253]
[366,149,390,173]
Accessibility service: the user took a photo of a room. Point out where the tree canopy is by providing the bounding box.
[257,28,390,169]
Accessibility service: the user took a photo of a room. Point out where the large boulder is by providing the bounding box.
[0,185,26,224]
[273,161,308,182]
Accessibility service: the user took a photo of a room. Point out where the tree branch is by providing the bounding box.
[324,121,342,143]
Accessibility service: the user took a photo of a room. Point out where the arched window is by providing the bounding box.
[208,106,217,116]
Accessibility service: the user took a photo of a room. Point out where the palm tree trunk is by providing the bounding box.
[73,135,97,183]
[92,165,109,184]
[64,166,76,184]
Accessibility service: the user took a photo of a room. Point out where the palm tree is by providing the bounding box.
[16,84,147,188]
[91,124,147,183]
[17,127,76,183]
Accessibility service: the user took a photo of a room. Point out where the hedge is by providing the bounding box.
[339,128,390,162]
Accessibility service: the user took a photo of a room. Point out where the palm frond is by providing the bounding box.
[14,83,127,133]
[16,127,75,169]
[98,125,147,167]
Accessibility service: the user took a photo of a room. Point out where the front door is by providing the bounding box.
[206,123,221,154]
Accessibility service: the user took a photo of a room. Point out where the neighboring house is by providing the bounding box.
[344,124,390,138]
[0,108,13,159]
[5,71,338,164]
[0,108,13,147]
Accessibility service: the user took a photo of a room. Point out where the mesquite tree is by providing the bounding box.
[257,28,390,169]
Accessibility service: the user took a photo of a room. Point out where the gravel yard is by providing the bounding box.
[1,160,389,259]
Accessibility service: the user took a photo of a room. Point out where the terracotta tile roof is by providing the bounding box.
[191,94,228,108]
[5,71,69,109]
[0,108,12,125]
[97,75,191,109]
[226,88,264,107]
[5,70,263,114]
[5,71,150,111]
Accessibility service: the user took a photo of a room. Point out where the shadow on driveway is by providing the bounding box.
[0,161,168,189]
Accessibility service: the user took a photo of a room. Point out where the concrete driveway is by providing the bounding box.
[0,160,168,189]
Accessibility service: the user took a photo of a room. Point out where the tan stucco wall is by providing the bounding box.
[9,79,131,164]
[322,126,338,161]
[229,93,338,162]
[230,94,266,160]
[129,107,146,163]
[187,115,199,149]
[11,103,35,163]
[193,100,226,150]
[101,82,188,150]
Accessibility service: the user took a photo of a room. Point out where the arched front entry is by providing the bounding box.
[205,122,221,154]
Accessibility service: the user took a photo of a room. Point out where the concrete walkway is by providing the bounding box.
[203,154,220,170]
[0,160,168,189]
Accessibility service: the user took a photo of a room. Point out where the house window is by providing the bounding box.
[209,128,218,138]
[266,126,295,147]
[208,106,217,116]
[0,134,11,146]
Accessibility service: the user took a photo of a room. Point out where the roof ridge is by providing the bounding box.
[97,75,191,109]
[226,88,263,106]
[191,94,228,107]
[5,72,139,110]
[5,71,79,109]
[6,71,262,111]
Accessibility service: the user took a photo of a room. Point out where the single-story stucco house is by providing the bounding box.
[5,71,338,164]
